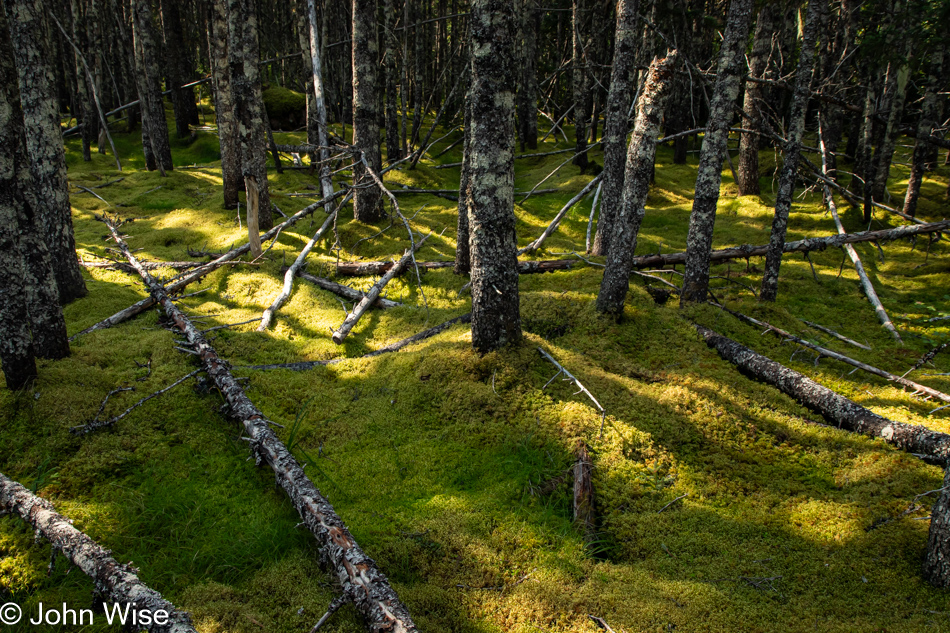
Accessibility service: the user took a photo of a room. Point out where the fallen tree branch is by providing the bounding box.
[335,258,577,277]
[0,472,197,632]
[79,260,208,274]
[538,347,606,416]
[331,234,430,345]
[801,320,872,351]
[696,325,950,464]
[104,216,418,632]
[290,269,403,308]
[519,175,603,255]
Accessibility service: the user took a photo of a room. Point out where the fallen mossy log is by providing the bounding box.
[287,268,403,308]
[335,258,576,276]
[106,218,418,632]
[243,313,472,371]
[627,220,950,270]
[0,472,197,633]
[696,325,950,464]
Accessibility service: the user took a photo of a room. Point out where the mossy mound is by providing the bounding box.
[263,87,306,131]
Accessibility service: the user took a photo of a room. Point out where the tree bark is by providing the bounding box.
[227,0,272,231]
[455,89,472,274]
[468,0,521,353]
[596,51,678,316]
[383,0,401,161]
[903,45,944,217]
[210,0,240,209]
[159,0,193,139]
[69,0,94,161]
[3,0,88,303]
[923,467,950,587]
[131,0,173,173]
[590,0,640,257]
[303,0,335,206]
[0,472,198,633]
[351,0,383,222]
[679,0,753,305]
[516,0,539,151]
[571,0,590,169]
[759,0,822,302]
[696,325,950,464]
[736,2,778,196]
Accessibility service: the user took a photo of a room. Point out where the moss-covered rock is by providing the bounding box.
[263,87,306,131]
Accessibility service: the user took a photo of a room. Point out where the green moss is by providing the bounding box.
[263,87,307,131]
[2,117,949,632]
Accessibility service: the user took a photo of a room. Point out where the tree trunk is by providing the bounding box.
[853,71,877,223]
[596,51,678,316]
[383,0,401,161]
[697,325,950,464]
[3,0,88,303]
[303,0,334,204]
[468,0,521,353]
[679,0,753,305]
[923,467,950,587]
[903,46,945,217]
[131,0,173,173]
[759,0,822,302]
[159,0,193,139]
[516,0,539,151]
[210,0,240,209]
[69,0,93,161]
[455,89,472,274]
[351,0,383,222]
[571,0,590,169]
[871,51,911,202]
[736,2,778,196]
[590,0,640,257]
[227,0,272,231]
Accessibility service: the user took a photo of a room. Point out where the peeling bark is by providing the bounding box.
[596,51,678,316]
[0,472,197,632]
[697,325,950,464]
[679,0,753,305]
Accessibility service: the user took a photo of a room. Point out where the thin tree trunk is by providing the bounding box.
[455,89,472,274]
[571,0,590,169]
[304,0,335,206]
[517,0,539,151]
[736,3,777,196]
[853,71,877,223]
[383,0,401,161]
[131,0,173,172]
[3,0,88,303]
[468,0,521,353]
[923,467,950,587]
[352,0,383,222]
[410,0,424,147]
[69,0,93,161]
[210,0,240,209]
[596,51,678,316]
[903,46,945,217]
[590,0,640,257]
[759,0,822,302]
[227,0,273,231]
[679,0,753,305]
[159,0,192,139]
[871,47,912,201]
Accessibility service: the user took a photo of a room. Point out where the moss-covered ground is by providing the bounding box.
[1,105,949,632]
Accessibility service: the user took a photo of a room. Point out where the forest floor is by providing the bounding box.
[1,103,949,632]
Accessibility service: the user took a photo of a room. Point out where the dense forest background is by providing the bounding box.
[1,0,950,631]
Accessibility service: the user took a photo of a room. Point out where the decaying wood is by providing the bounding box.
[106,217,418,632]
[719,305,950,404]
[573,440,595,538]
[335,258,576,277]
[80,260,207,274]
[289,269,403,309]
[242,313,472,371]
[696,325,950,464]
[331,234,430,345]
[519,175,602,255]
[0,472,197,633]
[538,347,606,416]
[622,220,950,270]
[801,320,872,351]
[923,467,950,587]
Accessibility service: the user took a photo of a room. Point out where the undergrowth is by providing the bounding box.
[1,103,949,632]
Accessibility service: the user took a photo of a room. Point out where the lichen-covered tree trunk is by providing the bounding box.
[590,0,640,257]
[596,51,678,316]
[468,0,521,353]
[160,0,195,139]
[678,0,753,306]
[210,0,240,209]
[871,44,912,202]
[516,0,539,151]
[227,0,272,231]
[131,0,173,172]
[383,0,401,162]
[759,0,821,302]
[302,0,334,204]
[455,90,472,275]
[923,467,950,587]
[852,74,877,223]
[903,46,945,217]
[735,2,778,196]
[351,0,383,222]
[571,0,590,169]
[2,0,88,303]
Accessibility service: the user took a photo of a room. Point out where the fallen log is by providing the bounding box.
[290,269,403,308]
[331,234,430,344]
[335,258,577,277]
[718,305,950,404]
[0,472,197,633]
[240,313,472,371]
[625,220,950,270]
[696,325,950,464]
[106,217,418,632]
[80,260,207,274]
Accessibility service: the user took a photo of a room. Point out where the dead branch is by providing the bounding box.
[289,269,403,308]
[519,175,603,255]
[335,258,577,277]
[538,347,606,414]
[801,320,872,351]
[0,472,197,632]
